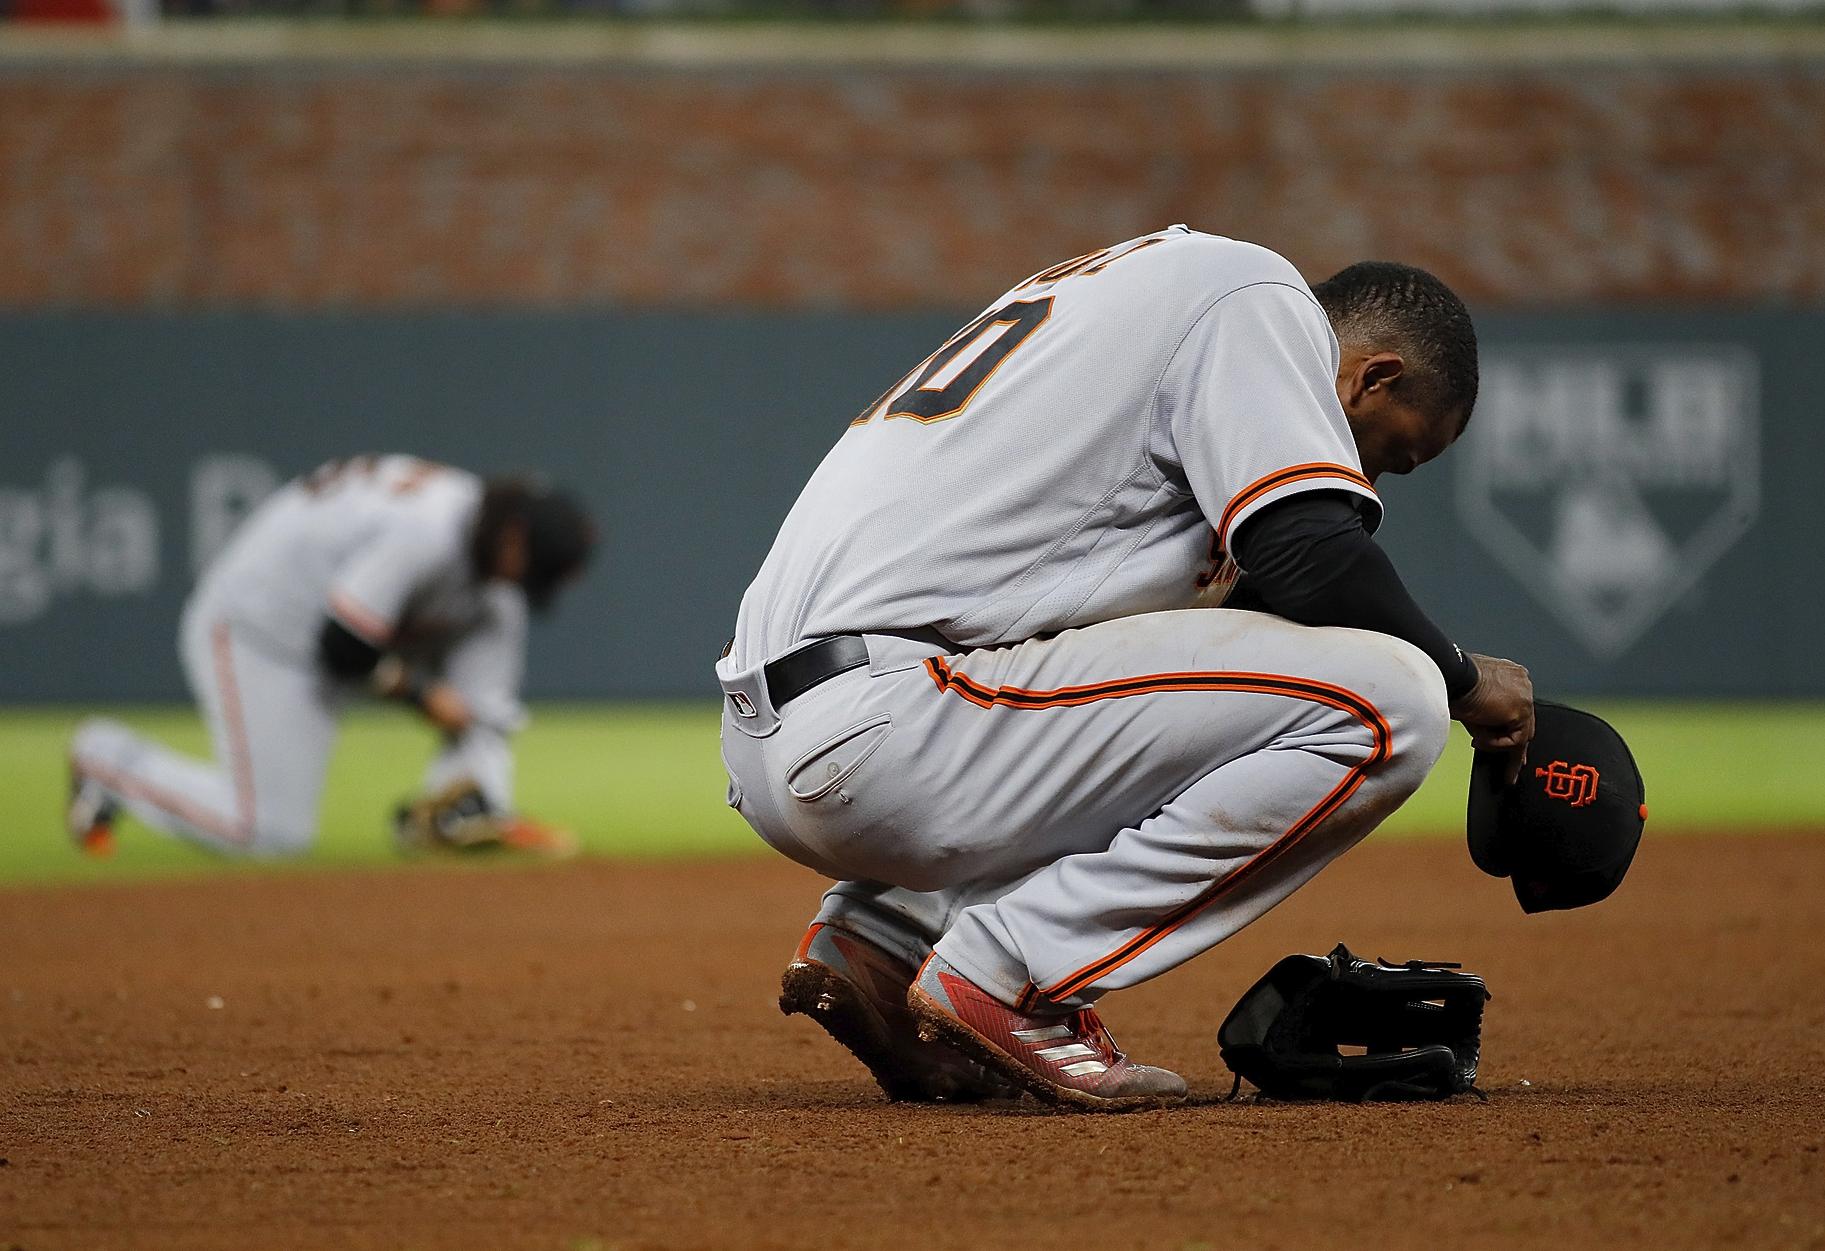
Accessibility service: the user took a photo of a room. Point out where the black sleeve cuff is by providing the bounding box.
[318,615,384,681]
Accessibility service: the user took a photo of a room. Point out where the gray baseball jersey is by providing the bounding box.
[209,460,501,652]
[73,454,526,856]
[726,225,1380,673]
[720,227,1448,1018]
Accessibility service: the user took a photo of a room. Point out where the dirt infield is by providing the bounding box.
[3,833,1822,1251]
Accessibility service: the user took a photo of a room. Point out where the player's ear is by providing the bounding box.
[494,517,531,583]
[1337,348,1406,413]
[1358,352,1406,397]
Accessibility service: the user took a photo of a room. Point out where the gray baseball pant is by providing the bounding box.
[719,608,1449,1011]
[72,599,513,858]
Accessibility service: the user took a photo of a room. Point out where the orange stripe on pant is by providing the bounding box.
[923,654,1391,1006]
[78,758,251,847]
[211,621,257,844]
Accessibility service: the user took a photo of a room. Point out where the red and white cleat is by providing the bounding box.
[907,954,1187,1112]
[780,923,1019,1104]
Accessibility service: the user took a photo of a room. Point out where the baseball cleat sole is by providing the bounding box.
[780,958,936,1103]
[780,926,1022,1104]
[780,958,1019,1104]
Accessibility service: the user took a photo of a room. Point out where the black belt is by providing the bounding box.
[765,635,870,709]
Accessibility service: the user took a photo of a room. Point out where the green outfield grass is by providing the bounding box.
[2,701,1821,885]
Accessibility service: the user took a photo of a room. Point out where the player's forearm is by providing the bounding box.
[417,683,474,737]
[385,670,475,736]
[1231,494,1479,701]
[361,649,475,737]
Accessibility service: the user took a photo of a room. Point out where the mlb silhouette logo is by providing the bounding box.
[728,690,758,719]
[1457,346,1759,660]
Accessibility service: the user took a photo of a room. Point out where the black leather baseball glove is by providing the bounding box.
[1218,943,1490,1102]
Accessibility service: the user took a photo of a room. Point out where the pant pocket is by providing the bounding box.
[785,715,893,803]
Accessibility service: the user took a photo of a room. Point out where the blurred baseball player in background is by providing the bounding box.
[720,225,1535,1110]
[67,454,594,860]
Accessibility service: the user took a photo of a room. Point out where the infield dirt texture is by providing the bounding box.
[3,834,1821,1250]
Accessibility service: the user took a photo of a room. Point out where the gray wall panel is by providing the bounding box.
[2,308,1816,700]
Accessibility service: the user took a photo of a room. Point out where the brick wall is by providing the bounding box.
[3,58,1822,308]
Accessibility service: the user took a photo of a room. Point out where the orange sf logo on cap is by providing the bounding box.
[1535,761,1600,807]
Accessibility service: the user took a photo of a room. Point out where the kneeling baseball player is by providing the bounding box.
[68,454,593,859]
[719,226,1535,1110]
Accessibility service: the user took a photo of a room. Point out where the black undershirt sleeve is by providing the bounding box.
[318,615,384,682]
[1228,492,1481,702]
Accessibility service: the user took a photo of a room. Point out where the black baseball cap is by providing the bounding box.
[1466,701,1647,914]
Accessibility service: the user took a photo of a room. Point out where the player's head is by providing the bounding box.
[472,477,595,612]
[1312,261,1479,481]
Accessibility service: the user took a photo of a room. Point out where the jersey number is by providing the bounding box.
[863,296,1053,426]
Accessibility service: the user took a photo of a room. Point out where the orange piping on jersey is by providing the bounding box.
[1215,463,1376,551]
[211,622,257,842]
[922,654,1391,1005]
[328,590,393,646]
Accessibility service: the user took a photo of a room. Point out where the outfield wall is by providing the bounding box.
[2,307,1817,700]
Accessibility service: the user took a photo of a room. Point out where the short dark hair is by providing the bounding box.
[472,476,595,611]
[1312,261,1480,428]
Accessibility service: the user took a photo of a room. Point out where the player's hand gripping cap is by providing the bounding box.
[1466,700,1646,914]
[1217,944,1490,1102]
